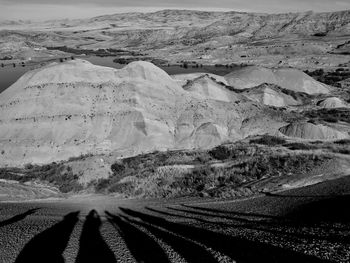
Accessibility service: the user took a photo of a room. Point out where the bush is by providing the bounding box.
[111,162,125,174]
[334,139,350,145]
[0,163,83,193]
[108,182,134,194]
[67,153,93,162]
[338,149,350,155]
[24,163,34,170]
[284,143,317,150]
[250,135,287,146]
[209,145,232,160]
[305,109,350,124]
[323,117,338,123]
[93,178,111,193]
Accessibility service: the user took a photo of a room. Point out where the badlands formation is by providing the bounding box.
[0,59,349,166]
[0,60,276,165]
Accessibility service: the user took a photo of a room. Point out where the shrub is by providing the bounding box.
[209,145,232,160]
[108,182,134,194]
[67,153,93,162]
[338,149,350,155]
[249,135,287,146]
[323,117,338,123]
[93,178,111,193]
[0,163,83,193]
[111,162,125,174]
[284,143,317,150]
[334,139,350,145]
[24,163,34,170]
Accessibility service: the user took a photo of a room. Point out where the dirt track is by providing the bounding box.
[1,176,350,263]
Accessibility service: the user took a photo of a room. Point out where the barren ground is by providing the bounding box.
[1,175,350,263]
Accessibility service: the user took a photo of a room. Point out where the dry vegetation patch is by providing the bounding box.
[0,163,82,193]
[91,140,333,199]
[1,137,347,198]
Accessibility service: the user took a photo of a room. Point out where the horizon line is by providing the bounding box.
[1,7,350,23]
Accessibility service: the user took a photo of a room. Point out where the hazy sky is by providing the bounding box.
[0,0,349,21]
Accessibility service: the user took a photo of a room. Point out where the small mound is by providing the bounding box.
[317,97,348,108]
[121,61,176,84]
[225,66,329,95]
[184,75,245,102]
[225,66,276,89]
[279,122,348,140]
[241,84,301,107]
[16,59,116,85]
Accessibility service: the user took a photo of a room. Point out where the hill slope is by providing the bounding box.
[0,60,286,166]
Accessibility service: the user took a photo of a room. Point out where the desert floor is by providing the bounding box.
[1,175,350,263]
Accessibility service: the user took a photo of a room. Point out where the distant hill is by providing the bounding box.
[0,9,350,67]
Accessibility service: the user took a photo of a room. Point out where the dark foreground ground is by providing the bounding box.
[1,176,350,263]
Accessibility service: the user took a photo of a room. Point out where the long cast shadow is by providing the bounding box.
[105,211,170,263]
[167,206,260,224]
[181,204,281,220]
[172,205,340,230]
[119,213,218,263]
[149,207,350,244]
[75,210,116,263]
[286,195,350,223]
[120,207,331,263]
[265,192,343,198]
[146,207,219,225]
[0,208,40,228]
[15,211,79,263]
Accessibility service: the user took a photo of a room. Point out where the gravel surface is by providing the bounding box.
[1,176,350,263]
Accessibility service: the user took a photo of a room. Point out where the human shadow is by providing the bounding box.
[149,207,350,244]
[181,204,281,220]
[180,203,350,232]
[174,205,339,230]
[15,211,79,263]
[119,213,218,263]
[285,195,350,223]
[265,192,342,198]
[120,207,331,263]
[0,208,40,228]
[146,207,219,225]
[75,210,116,263]
[167,206,258,224]
[105,211,170,263]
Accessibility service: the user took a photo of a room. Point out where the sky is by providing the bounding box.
[0,0,349,21]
